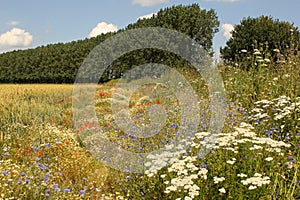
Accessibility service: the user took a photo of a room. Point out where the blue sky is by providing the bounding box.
[0,0,299,54]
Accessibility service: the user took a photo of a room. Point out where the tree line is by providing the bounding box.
[0,4,299,83]
[0,4,219,83]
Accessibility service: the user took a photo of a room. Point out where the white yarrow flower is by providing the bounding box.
[265,157,273,161]
[219,187,226,194]
[249,185,257,190]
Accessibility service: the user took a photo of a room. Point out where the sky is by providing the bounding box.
[0,0,299,55]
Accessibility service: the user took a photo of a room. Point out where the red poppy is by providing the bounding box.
[65,141,70,146]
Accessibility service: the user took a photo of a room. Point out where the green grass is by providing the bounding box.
[0,57,299,199]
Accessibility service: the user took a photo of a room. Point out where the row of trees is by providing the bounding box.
[0,4,219,83]
[0,4,299,83]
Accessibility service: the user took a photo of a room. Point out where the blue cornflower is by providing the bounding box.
[33,146,39,151]
[44,174,50,182]
[201,163,208,169]
[2,170,10,175]
[63,188,70,193]
[79,189,85,195]
[170,123,179,128]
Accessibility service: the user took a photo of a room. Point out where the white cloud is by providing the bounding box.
[88,22,118,38]
[132,0,170,7]
[137,13,157,20]
[221,24,234,40]
[7,20,20,26]
[0,28,33,51]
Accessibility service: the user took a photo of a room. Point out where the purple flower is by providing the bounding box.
[79,190,85,195]
[45,193,50,197]
[2,170,10,175]
[201,163,208,169]
[25,179,30,183]
[20,172,26,177]
[170,123,179,128]
[4,152,10,156]
[44,174,50,182]
[63,188,70,193]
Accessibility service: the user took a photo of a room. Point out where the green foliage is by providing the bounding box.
[221,16,300,67]
[128,4,219,53]
[0,3,219,83]
[0,60,300,199]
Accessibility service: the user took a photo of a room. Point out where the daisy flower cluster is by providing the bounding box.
[139,121,293,199]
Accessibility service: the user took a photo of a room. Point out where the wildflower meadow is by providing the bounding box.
[1,49,300,199]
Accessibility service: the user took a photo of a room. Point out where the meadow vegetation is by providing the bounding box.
[0,49,299,199]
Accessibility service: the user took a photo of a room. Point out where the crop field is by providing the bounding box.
[0,58,300,199]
